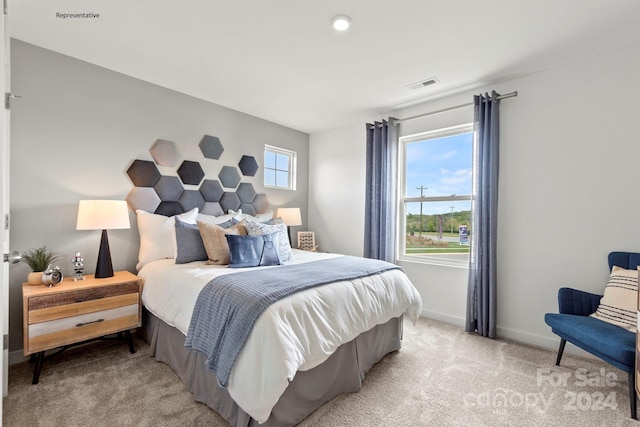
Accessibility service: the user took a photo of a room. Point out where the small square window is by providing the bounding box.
[264,145,296,190]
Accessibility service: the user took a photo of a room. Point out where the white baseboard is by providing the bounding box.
[496,325,597,360]
[9,350,27,366]
[421,308,465,327]
[419,311,597,361]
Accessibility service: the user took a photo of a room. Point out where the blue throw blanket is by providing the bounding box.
[184,255,401,387]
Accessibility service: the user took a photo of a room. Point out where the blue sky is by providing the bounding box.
[405,132,472,215]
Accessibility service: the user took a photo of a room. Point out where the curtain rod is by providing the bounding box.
[392,91,518,126]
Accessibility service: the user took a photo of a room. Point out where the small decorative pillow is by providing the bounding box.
[197,213,235,227]
[591,266,638,332]
[264,217,284,225]
[244,221,293,262]
[225,233,281,268]
[175,219,208,264]
[229,209,274,223]
[136,208,199,270]
[197,221,247,265]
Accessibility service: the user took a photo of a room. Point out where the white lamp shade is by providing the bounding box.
[76,200,131,230]
[276,207,302,227]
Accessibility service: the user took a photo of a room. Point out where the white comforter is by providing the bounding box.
[139,250,423,423]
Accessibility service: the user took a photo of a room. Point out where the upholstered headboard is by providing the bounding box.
[125,135,269,216]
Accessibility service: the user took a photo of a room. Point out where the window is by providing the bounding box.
[264,145,297,190]
[398,124,473,266]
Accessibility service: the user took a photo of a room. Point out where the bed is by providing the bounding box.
[134,208,423,426]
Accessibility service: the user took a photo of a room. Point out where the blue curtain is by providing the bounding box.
[364,118,398,262]
[466,91,500,338]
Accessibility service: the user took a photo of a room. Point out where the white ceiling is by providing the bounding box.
[9,0,640,134]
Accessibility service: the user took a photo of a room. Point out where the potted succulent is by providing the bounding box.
[21,247,61,285]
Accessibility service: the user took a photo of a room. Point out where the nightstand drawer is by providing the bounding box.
[28,281,139,310]
[30,303,138,337]
[29,293,139,324]
[28,305,139,353]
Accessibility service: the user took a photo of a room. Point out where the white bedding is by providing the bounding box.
[139,249,423,423]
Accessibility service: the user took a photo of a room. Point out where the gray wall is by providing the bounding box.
[309,43,640,355]
[8,40,309,359]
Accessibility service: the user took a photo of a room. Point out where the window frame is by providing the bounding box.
[397,123,473,268]
[264,145,297,191]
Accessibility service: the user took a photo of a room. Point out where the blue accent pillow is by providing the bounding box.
[226,233,281,268]
[175,218,208,264]
[244,221,294,262]
[217,219,233,229]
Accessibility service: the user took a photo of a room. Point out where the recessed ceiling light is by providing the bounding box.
[331,15,351,31]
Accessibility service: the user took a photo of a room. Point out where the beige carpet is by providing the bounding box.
[3,318,638,426]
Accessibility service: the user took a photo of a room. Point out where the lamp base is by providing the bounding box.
[95,229,114,278]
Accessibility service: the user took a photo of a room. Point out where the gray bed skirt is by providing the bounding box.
[141,308,403,426]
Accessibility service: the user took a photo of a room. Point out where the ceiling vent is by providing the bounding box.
[407,77,439,90]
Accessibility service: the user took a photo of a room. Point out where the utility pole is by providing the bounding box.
[450,205,454,235]
[416,186,427,237]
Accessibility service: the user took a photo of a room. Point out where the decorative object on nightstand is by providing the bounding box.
[76,200,130,278]
[41,265,63,286]
[297,231,318,252]
[71,251,85,281]
[18,247,62,285]
[22,270,142,384]
[276,207,302,245]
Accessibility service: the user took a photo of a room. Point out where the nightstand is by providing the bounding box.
[22,270,141,384]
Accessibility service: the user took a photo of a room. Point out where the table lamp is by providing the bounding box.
[276,207,302,245]
[76,200,130,278]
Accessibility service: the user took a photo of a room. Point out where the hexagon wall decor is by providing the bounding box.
[218,166,241,189]
[236,183,256,203]
[150,139,180,167]
[200,135,224,159]
[201,202,224,216]
[253,194,269,214]
[127,137,273,217]
[179,190,206,212]
[127,159,161,187]
[177,160,205,185]
[126,187,161,213]
[154,176,184,202]
[238,155,259,176]
[155,201,183,216]
[240,203,257,216]
[219,192,241,212]
[200,179,224,202]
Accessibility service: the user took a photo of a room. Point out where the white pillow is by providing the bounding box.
[229,209,274,223]
[197,213,235,226]
[136,208,199,270]
[254,210,274,222]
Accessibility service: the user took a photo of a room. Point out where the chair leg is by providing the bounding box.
[629,371,637,420]
[555,339,566,366]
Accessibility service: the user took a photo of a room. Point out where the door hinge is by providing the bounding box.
[2,334,7,351]
[3,213,8,230]
[4,93,21,110]
[3,0,7,15]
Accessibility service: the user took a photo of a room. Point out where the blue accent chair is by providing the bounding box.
[544,251,640,419]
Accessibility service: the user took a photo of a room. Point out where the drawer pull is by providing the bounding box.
[75,296,104,303]
[76,319,104,327]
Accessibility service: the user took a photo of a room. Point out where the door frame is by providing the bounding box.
[2,0,11,401]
